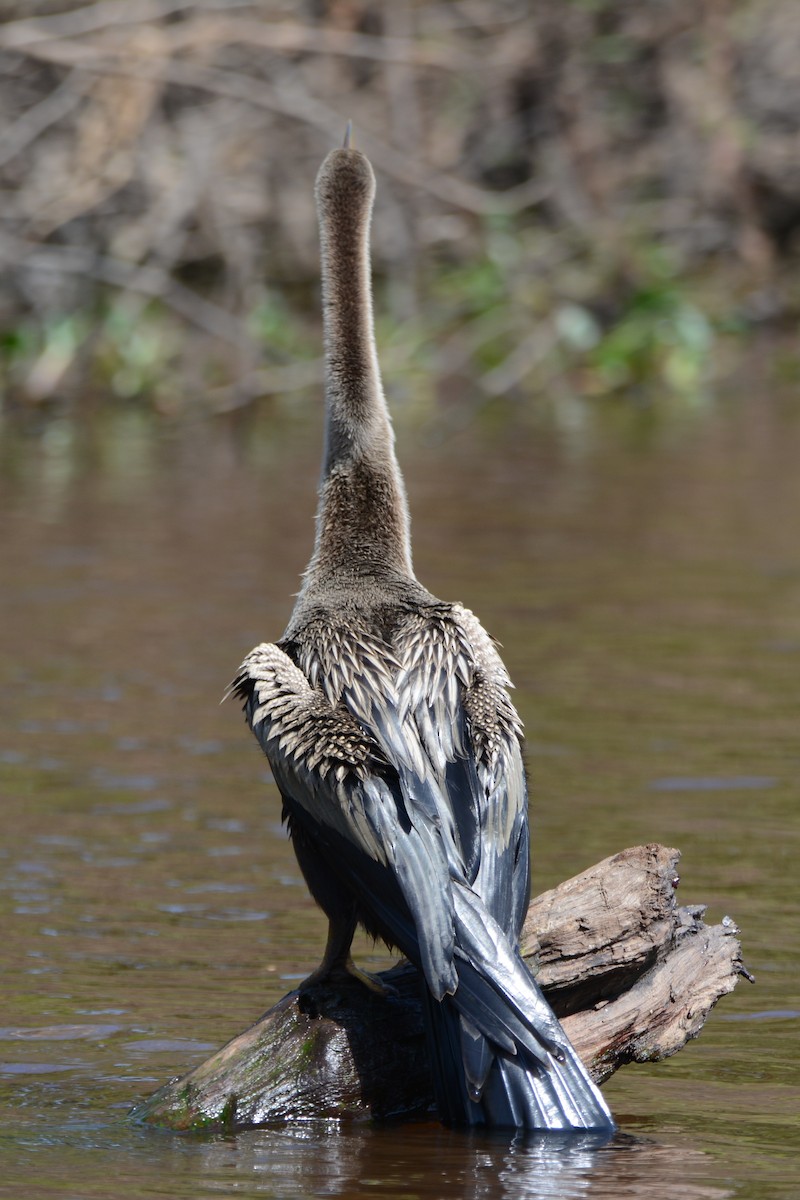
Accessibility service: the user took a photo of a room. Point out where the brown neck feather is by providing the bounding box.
[303,147,413,589]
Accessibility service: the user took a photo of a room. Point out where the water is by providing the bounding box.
[1,361,798,1198]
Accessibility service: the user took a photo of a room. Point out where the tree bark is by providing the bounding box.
[132,844,750,1131]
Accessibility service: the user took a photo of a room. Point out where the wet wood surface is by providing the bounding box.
[133,844,749,1130]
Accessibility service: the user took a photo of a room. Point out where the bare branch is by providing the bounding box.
[162,14,481,71]
[0,70,90,170]
[0,0,253,49]
[0,235,251,349]
[7,42,548,217]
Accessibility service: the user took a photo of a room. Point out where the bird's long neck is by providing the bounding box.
[304,148,414,590]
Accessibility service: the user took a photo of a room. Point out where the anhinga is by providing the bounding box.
[232,133,615,1131]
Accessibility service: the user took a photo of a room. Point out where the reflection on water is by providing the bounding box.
[1,369,799,1198]
[192,1125,733,1200]
[0,1116,738,1200]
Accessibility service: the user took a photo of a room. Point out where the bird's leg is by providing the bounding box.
[286,819,394,997]
[299,909,394,997]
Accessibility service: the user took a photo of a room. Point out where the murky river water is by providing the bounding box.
[1,352,798,1198]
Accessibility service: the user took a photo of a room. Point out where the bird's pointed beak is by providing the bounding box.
[343,120,353,149]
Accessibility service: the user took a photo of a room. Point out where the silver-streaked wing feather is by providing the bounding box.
[233,641,458,997]
[296,616,474,880]
[452,605,530,935]
[294,604,529,933]
[235,642,385,859]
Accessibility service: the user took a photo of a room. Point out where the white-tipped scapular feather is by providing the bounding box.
[231,140,615,1132]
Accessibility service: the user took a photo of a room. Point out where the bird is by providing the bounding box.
[231,129,616,1132]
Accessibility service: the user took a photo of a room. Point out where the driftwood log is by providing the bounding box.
[133,844,750,1130]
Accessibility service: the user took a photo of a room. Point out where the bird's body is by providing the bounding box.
[232,141,614,1131]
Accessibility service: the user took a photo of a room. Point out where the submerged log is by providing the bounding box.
[133,844,749,1130]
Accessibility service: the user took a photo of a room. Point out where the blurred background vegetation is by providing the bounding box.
[1,0,799,420]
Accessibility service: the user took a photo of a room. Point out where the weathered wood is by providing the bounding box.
[562,907,746,1084]
[132,845,749,1130]
[521,843,682,1013]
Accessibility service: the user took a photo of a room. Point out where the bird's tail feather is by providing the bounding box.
[423,982,614,1130]
[420,885,615,1131]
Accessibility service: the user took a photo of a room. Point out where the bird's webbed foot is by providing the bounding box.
[299,955,396,998]
[296,913,396,1010]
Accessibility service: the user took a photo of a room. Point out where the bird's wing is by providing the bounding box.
[451,605,531,939]
[233,598,530,994]
[390,604,529,937]
[299,604,530,936]
[231,641,458,997]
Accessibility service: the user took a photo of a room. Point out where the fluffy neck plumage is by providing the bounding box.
[303,147,413,588]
